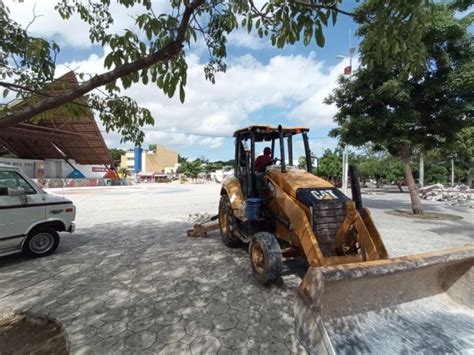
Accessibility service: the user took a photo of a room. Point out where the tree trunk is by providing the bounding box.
[395,180,403,192]
[400,144,424,214]
[468,164,474,189]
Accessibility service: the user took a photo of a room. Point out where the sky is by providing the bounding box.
[4,0,362,161]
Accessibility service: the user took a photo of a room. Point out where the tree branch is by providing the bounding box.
[0,0,205,129]
[292,0,354,17]
[248,0,273,22]
[25,3,44,32]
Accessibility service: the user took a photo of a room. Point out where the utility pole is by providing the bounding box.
[342,146,349,194]
[337,30,355,195]
[419,153,424,188]
[341,147,347,193]
[451,157,455,187]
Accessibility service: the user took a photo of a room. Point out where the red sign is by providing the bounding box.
[34,162,45,178]
[344,66,352,75]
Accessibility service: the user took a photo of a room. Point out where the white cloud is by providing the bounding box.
[54,51,349,150]
[5,1,266,53]
[227,30,268,50]
[289,57,355,127]
[5,0,167,48]
[56,52,109,76]
[4,0,356,158]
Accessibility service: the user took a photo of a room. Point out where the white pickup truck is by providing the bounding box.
[0,164,76,257]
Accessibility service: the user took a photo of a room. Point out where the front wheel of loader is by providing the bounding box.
[219,195,243,248]
[249,232,282,284]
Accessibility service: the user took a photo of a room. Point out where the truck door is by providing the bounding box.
[0,171,45,252]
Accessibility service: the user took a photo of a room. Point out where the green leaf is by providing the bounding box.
[331,9,338,26]
[179,84,185,103]
[303,25,313,46]
[319,11,328,27]
[104,52,114,69]
[315,24,325,47]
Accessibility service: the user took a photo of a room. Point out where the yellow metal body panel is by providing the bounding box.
[220,175,245,215]
[221,167,388,267]
[265,170,388,267]
[267,169,333,199]
[266,177,325,265]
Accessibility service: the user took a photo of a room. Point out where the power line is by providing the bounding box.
[141,128,233,138]
[100,127,333,140]
[307,136,333,140]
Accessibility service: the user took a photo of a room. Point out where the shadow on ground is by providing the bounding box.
[0,220,307,354]
[364,196,469,214]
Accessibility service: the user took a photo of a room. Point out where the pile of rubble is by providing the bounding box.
[186,212,214,224]
[419,184,473,208]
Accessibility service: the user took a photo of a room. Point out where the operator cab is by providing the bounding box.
[233,125,313,199]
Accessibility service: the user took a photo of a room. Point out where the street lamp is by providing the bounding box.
[336,39,355,195]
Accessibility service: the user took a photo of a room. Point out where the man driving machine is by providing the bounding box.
[255,147,273,172]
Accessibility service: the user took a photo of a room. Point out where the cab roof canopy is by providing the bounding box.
[0,71,113,165]
[234,125,309,142]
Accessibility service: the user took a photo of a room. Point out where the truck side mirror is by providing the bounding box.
[8,188,26,197]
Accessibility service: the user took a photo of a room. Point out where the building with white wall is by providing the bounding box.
[0,157,110,179]
[120,145,179,175]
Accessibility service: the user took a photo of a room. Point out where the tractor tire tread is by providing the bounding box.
[249,232,282,284]
[219,195,243,248]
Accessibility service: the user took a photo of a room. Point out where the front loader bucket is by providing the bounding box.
[295,246,474,354]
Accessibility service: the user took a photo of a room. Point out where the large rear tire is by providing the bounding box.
[249,232,282,284]
[219,195,243,247]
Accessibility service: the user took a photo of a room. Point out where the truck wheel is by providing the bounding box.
[249,232,282,284]
[22,227,59,257]
[219,195,242,247]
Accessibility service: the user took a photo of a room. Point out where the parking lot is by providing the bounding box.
[0,183,472,354]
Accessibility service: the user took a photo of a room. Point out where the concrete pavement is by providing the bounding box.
[0,184,472,354]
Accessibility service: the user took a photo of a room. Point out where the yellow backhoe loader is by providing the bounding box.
[189,125,473,353]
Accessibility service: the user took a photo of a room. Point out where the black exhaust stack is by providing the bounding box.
[349,164,365,217]
[278,125,286,173]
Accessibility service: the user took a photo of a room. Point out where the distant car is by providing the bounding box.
[0,164,76,257]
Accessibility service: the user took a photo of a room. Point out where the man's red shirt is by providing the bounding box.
[255,154,272,172]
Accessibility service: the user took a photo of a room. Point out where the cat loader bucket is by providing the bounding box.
[295,245,474,354]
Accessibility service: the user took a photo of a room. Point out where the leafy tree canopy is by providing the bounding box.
[109,147,126,166]
[317,148,342,180]
[326,3,473,213]
[0,0,454,145]
[452,127,474,167]
[327,4,473,154]
[177,159,203,178]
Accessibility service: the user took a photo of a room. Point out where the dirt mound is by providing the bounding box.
[0,312,68,354]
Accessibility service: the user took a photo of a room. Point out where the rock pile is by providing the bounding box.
[186,212,214,224]
[419,184,473,208]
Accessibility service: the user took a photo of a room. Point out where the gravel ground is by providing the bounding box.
[0,183,472,354]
